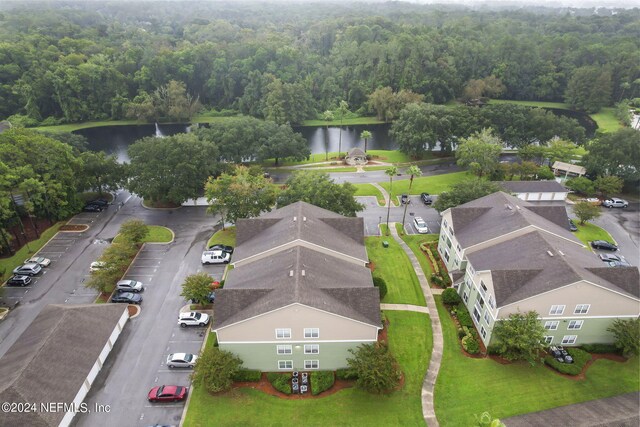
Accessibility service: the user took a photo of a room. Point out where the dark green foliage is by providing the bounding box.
[181,272,215,306]
[267,372,292,395]
[580,343,621,355]
[433,179,502,213]
[347,342,401,394]
[311,371,335,395]
[583,129,640,185]
[462,335,480,355]
[565,177,596,196]
[119,218,149,244]
[336,368,358,380]
[455,303,474,328]
[486,344,501,356]
[544,348,591,376]
[372,276,388,299]
[192,346,243,393]
[607,318,640,357]
[492,311,546,365]
[442,288,462,305]
[232,369,262,382]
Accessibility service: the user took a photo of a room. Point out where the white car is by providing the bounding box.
[178,312,210,327]
[602,198,628,208]
[25,256,51,267]
[89,261,106,272]
[413,217,429,234]
[116,279,144,293]
[201,250,230,265]
[166,352,198,368]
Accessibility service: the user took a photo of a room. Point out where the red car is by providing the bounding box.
[147,385,188,402]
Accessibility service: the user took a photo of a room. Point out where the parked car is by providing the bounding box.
[602,198,628,208]
[568,219,578,232]
[590,240,618,251]
[12,263,42,276]
[178,311,210,327]
[89,199,109,207]
[90,261,106,272]
[111,292,142,304]
[116,279,144,293]
[201,250,230,265]
[413,216,429,234]
[82,204,103,212]
[7,275,32,286]
[599,253,624,262]
[207,244,234,254]
[400,194,410,204]
[147,385,188,402]
[191,291,215,304]
[166,353,198,368]
[25,256,51,267]
[585,197,602,206]
[608,260,632,267]
[420,192,433,205]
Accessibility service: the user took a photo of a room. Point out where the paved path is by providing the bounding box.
[372,182,391,207]
[381,303,429,313]
[389,223,443,427]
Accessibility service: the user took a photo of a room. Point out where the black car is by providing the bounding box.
[191,291,216,304]
[421,193,433,205]
[89,199,109,207]
[568,219,578,232]
[83,204,103,212]
[208,244,234,254]
[7,275,32,286]
[111,292,142,304]
[590,240,618,251]
[400,194,410,204]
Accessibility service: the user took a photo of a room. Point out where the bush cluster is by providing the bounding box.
[544,347,591,375]
[372,276,388,299]
[232,369,262,382]
[455,303,474,328]
[462,335,480,354]
[580,343,621,354]
[486,344,501,355]
[267,372,292,394]
[336,368,358,380]
[311,371,335,395]
[442,288,462,305]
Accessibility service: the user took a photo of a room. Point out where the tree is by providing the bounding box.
[583,129,640,184]
[474,412,506,427]
[181,272,214,306]
[564,177,595,196]
[85,241,138,293]
[191,345,243,393]
[256,124,310,166]
[545,138,580,165]
[337,100,349,159]
[79,151,125,195]
[607,318,640,357]
[564,66,612,113]
[346,342,401,394]
[593,175,623,198]
[491,311,546,365]
[119,218,149,245]
[401,165,422,228]
[384,166,398,232]
[434,179,501,212]
[204,165,276,228]
[127,133,219,205]
[360,130,372,153]
[455,128,503,178]
[573,201,601,225]
[276,171,364,217]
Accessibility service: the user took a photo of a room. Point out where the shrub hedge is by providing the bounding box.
[233,369,262,382]
[544,348,591,375]
[442,288,461,305]
[372,276,388,299]
[580,343,621,354]
[311,371,335,395]
[462,335,480,354]
[267,372,292,394]
[456,303,474,328]
[336,368,358,380]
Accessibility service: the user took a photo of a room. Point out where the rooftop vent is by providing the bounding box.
[293,216,297,222]
[546,250,554,257]
[558,250,565,256]
[289,270,294,277]
[303,216,307,222]
[301,269,306,276]
[505,204,513,210]
[515,205,521,210]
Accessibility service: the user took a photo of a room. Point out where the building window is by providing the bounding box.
[567,320,584,330]
[483,310,491,325]
[304,328,319,338]
[479,281,487,297]
[456,243,461,252]
[473,306,481,322]
[467,264,475,276]
[463,291,469,303]
[276,345,292,355]
[544,321,559,330]
[549,305,565,315]
[446,236,452,248]
[304,344,319,354]
[561,335,577,345]
[443,219,448,229]
[278,360,293,370]
[543,336,553,344]
[275,328,291,339]
[444,249,450,262]
[480,326,487,339]
[304,360,319,369]
[574,304,590,314]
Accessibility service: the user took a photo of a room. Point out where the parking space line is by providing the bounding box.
[136,257,165,260]
[143,404,184,408]
[167,340,206,343]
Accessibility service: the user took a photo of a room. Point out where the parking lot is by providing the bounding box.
[356,195,441,236]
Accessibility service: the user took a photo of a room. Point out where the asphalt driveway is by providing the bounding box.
[356,195,440,236]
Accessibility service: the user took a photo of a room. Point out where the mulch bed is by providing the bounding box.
[60,224,88,232]
[232,373,355,399]
[544,353,628,381]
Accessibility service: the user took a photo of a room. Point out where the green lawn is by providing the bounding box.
[352,183,385,206]
[395,224,439,284]
[591,108,623,133]
[572,220,616,247]
[0,222,64,282]
[365,234,426,306]
[207,227,237,248]
[489,99,571,109]
[367,150,413,163]
[264,150,411,167]
[112,225,174,244]
[298,166,358,173]
[302,116,384,126]
[433,295,639,426]
[379,171,473,197]
[184,310,432,427]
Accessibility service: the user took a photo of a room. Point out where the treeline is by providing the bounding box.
[0,2,638,124]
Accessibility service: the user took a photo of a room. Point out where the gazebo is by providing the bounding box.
[345,147,367,165]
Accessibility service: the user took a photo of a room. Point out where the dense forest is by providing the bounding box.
[0,1,639,125]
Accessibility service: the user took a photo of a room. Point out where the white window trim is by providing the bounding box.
[480,326,487,339]
[544,321,559,330]
[278,360,293,370]
[574,304,590,314]
[276,345,292,355]
[567,320,584,330]
[543,336,554,344]
[304,360,319,369]
[304,344,319,354]
[275,328,291,339]
[549,305,565,315]
[304,328,319,339]
[561,335,577,345]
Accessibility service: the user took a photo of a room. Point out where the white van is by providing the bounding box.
[201,250,231,265]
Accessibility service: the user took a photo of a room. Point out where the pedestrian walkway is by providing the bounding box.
[388,223,443,427]
[372,182,391,207]
[380,303,429,313]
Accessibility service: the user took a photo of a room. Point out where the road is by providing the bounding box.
[590,203,640,265]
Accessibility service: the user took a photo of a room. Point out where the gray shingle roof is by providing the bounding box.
[499,180,568,194]
[233,201,367,264]
[0,304,127,427]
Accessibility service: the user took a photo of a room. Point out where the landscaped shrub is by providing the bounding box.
[456,303,474,328]
[267,372,292,394]
[457,328,466,339]
[336,368,358,380]
[544,348,591,375]
[311,371,335,395]
[486,344,501,355]
[372,276,388,299]
[580,343,621,354]
[462,335,480,354]
[233,369,262,382]
[430,274,443,286]
[442,288,462,305]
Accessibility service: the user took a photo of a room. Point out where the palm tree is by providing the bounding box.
[337,100,349,160]
[384,166,398,234]
[360,130,372,153]
[401,165,422,229]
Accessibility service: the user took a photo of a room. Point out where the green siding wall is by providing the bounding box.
[220,341,368,371]
[539,317,618,346]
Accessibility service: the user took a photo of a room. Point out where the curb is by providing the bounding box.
[178,323,212,427]
[140,199,183,211]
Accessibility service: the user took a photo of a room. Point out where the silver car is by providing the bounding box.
[13,263,42,276]
[116,279,144,293]
[602,198,628,208]
[166,353,198,368]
